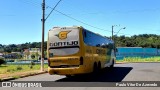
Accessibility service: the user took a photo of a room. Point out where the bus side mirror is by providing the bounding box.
[101,43,109,48]
[116,48,118,52]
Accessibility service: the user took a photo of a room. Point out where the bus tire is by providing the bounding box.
[65,75,72,78]
[98,61,101,70]
[93,62,98,73]
[110,60,114,68]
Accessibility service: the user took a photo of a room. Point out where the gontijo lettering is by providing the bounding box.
[50,41,78,47]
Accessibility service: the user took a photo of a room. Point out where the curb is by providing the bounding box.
[0,77,15,81]
[0,71,48,82]
[116,62,127,64]
[116,62,160,64]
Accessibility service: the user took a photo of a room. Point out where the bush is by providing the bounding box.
[16,66,23,70]
[0,58,6,65]
[7,68,15,72]
[31,61,35,65]
[31,54,35,59]
[30,61,35,69]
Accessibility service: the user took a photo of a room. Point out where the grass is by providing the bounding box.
[0,64,48,74]
[116,56,160,63]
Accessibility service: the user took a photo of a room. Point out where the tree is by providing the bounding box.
[44,51,47,58]
[0,44,2,48]
[31,54,35,59]
[0,58,6,65]
[35,52,39,60]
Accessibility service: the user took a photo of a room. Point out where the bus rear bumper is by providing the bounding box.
[48,66,86,75]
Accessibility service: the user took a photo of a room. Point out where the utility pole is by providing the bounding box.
[112,25,114,40]
[41,0,45,71]
[112,25,116,52]
[40,0,62,71]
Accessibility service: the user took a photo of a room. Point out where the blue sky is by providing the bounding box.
[0,0,160,45]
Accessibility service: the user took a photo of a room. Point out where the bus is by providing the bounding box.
[47,26,116,76]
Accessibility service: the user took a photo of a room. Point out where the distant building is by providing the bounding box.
[0,53,3,58]
[23,49,30,59]
[23,48,41,60]
[4,53,18,59]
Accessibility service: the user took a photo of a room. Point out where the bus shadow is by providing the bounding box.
[55,67,133,82]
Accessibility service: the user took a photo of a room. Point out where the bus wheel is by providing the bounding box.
[110,60,114,68]
[93,62,98,73]
[98,61,101,70]
[65,75,72,78]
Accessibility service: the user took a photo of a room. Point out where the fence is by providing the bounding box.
[5,60,48,65]
[116,47,160,60]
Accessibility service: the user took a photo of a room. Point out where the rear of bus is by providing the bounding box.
[48,26,84,75]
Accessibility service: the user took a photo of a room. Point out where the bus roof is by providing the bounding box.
[49,26,113,42]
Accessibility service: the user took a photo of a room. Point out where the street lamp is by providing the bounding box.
[112,26,126,53]
[115,27,126,36]
[114,27,126,51]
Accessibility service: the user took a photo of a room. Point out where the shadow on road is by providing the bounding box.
[55,67,133,82]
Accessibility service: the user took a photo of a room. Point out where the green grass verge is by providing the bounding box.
[0,64,48,74]
[116,56,160,63]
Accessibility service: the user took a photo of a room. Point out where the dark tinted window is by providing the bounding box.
[83,29,114,48]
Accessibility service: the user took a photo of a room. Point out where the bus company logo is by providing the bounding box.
[55,31,71,40]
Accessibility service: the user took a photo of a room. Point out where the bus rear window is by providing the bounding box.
[49,48,79,56]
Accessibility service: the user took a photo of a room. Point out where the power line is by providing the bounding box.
[46,6,112,33]
[55,10,132,36]
[20,0,131,36]
[56,10,112,32]
[45,0,62,21]
[47,6,131,36]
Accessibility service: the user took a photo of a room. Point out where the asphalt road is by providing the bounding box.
[1,63,160,90]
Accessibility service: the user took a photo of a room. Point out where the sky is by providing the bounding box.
[0,0,160,45]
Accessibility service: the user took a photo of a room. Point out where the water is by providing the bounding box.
[116,47,160,60]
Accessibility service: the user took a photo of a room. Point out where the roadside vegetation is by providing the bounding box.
[116,56,160,63]
[0,64,48,74]
[0,63,48,80]
[114,34,160,48]
[0,57,6,65]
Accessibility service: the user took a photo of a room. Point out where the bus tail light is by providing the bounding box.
[80,57,83,65]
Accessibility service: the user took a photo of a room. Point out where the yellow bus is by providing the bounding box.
[47,26,116,76]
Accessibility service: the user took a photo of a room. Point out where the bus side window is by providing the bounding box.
[84,31,87,38]
[96,44,100,47]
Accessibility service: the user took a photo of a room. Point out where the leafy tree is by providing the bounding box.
[35,52,39,60]
[0,34,160,54]
[31,54,35,59]
[0,58,6,65]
